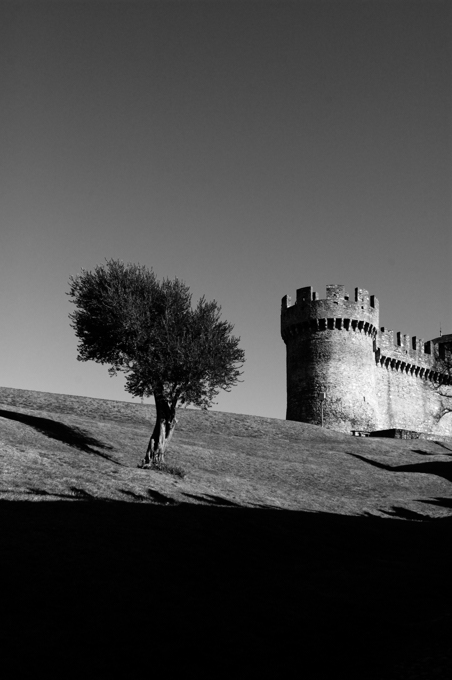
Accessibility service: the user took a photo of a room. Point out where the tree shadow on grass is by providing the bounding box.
[28,487,78,500]
[419,497,452,510]
[380,506,434,521]
[0,408,121,465]
[182,491,242,507]
[348,453,452,484]
[119,488,180,504]
[411,443,452,455]
[432,441,452,453]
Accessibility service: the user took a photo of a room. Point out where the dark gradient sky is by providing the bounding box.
[1,0,451,417]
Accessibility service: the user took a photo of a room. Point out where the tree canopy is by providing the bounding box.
[433,339,452,422]
[68,259,245,465]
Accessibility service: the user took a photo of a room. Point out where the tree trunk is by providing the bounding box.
[140,392,177,468]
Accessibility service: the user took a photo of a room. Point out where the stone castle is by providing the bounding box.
[281,284,452,436]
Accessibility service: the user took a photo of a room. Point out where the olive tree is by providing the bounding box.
[432,336,452,422]
[68,260,245,467]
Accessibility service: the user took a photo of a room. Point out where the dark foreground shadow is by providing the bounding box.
[349,452,452,484]
[1,500,452,678]
[0,408,120,464]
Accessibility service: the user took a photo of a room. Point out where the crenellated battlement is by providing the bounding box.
[282,284,378,309]
[375,327,452,386]
[282,283,452,435]
[379,327,431,355]
[281,284,379,336]
[377,327,436,368]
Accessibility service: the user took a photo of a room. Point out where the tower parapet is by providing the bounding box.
[281,285,379,339]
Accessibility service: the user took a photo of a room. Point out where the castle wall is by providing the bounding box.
[375,332,452,435]
[282,284,452,436]
[376,365,434,431]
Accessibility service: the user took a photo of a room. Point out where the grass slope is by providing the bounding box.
[1,386,452,678]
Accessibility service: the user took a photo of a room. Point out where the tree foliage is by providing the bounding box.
[68,260,245,465]
[432,340,452,421]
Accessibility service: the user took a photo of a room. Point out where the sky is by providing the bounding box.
[1,0,451,419]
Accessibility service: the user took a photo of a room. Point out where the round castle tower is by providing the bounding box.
[281,285,380,432]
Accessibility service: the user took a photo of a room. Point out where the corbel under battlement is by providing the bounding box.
[374,350,452,385]
[281,316,378,342]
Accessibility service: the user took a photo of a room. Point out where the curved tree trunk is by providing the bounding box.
[140,392,177,467]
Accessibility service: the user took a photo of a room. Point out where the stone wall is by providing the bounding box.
[282,284,452,436]
[285,327,379,431]
[375,332,452,435]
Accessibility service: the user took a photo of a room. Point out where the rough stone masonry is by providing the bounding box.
[281,284,452,436]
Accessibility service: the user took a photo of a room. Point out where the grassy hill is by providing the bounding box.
[1,386,452,678]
